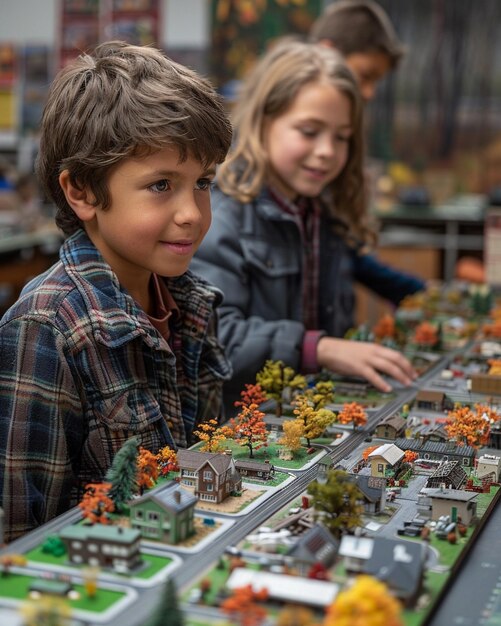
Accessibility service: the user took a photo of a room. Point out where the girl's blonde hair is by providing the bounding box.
[218,38,374,246]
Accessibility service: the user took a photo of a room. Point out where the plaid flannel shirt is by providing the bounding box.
[0,229,230,542]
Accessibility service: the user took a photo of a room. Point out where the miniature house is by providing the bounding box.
[285,523,339,576]
[234,459,275,481]
[338,534,374,573]
[415,390,446,411]
[426,460,468,490]
[59,524,142,574]
[177,449,242,503]
[129,481,197,543]
[363,537,426,608]
[349,474,387,514]
[394,438,476,468]
[334,381,369,397]
[367,443,405,478]
[429,487,478,524]
[374,413,407,440]
[476,454,501,482]
[470,373,501,396]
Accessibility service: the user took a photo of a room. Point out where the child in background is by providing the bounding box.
[192,39,417,413]
[310,0,426,300]
[0,41,232,542]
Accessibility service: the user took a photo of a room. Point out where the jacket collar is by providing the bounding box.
[60,230,220,350]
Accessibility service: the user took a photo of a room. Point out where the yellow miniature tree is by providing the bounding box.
[293,394,336,447]
[21,595,72,626]
[193,418,234,452]
[156,445,179,476]
[337,402,367,430]
[278,419,304,456]
[276,604,314,626]
[256,359,306,417]
[324,575,403,626]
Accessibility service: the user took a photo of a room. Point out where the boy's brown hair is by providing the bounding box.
[36,41,232,236]
[309,0,405,68]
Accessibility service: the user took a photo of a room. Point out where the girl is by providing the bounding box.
[192,39,417,412]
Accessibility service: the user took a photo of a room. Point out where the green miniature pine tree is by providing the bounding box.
[149,578,185,626]
[105,436,139,512]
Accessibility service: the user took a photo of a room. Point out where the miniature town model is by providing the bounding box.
[2,281,501,626]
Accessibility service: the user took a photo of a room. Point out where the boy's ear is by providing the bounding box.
[58,170,97,222]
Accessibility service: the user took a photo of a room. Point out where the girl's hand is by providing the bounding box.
[316,336,418,393]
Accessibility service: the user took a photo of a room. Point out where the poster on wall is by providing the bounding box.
[0,43,17,132]
[210,0,322,93]
[59,0,160,68]
[20,46,51,135]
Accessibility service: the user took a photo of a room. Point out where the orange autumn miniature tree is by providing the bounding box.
[276,605,314,626]
[79,482,115,524]
[362,445,379,461]
[192,418,234,453]
[372,313,396,342]
[403,450,419,464]
[220,584,268,626]
[337,402,367,430]
[137,447,159,494]
[230,403,268,458]
[156,445,179,476]
[324,575,403,626]
[413,321,438,348]
[235,383,267,409]
[445,404,499,449]
[488,359,501,375]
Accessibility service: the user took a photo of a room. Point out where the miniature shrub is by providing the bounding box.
[41,535,66,557]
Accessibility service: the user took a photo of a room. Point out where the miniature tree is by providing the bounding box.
[304,380,335,410]
[412,321,439,349]
[403,450,419,464]
[445,403,499,449]
[220,584,268,626]
[362,445,379,461]
[82,566,100,599]
[21,595,72,626]
[137,447,159,494]
[293,394,336,447]
[307,469,363,539]
[308,562,329,580]
[156,445,179,476]
[192,418,234,452]
[372,313,396,342]
[337,402,367,430]
[278,419,304,457]
[105,436,139,512]
[79,482,115,524]
[256,360,306,417]
[230,403,268,458]
[235,383,267,408]
[0,553,26,576]
[276,605,314,626]
[148,578,184,626]
[323,575,403,626]
[41,535,66,557]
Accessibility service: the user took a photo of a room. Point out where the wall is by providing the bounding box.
[0,0,208,49]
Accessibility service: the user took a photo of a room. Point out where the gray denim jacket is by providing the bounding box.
[191,187,356,408]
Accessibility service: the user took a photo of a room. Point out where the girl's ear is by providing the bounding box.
[58,170,97,222]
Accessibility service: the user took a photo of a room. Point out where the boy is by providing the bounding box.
[310,0,425,305]
[309,0,405,102]
[0,41,232,542]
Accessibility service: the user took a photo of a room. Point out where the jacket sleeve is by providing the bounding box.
[0,317,83,541]
[191,195,304,394]
[353,253,426,305]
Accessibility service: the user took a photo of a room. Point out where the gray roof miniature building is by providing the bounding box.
[129,481,197,543]
[374,413,407,440]
[59,524,142,574]
[234,459,274,481]
[363,536,426,607]
[394,438,476,466]
[286,524,339,575]
[426,460,468,490]
[348,474,386,514]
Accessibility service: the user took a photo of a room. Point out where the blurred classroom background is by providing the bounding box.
[1,0,501,319]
